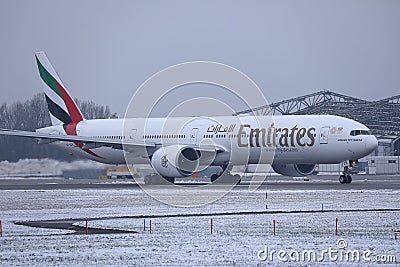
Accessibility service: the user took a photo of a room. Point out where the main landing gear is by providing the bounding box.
[210,165,241,185]
[144,174,175,185]
[339,166,352,184]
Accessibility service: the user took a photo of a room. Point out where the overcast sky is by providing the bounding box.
[0,1,399,116]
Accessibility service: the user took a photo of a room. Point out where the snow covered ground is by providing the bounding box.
[0,186,399,266]
[0,159,106,177]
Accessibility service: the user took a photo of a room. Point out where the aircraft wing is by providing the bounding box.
[0,129,154,149]
[0,129,225,153]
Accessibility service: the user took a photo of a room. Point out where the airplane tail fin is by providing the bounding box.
[35,51,84,126]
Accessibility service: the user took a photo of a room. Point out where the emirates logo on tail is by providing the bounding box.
[35,52,84,126]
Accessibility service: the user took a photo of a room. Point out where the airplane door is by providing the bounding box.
[320,127,330,144]
[190,128,198,145]
[129,129,137,141]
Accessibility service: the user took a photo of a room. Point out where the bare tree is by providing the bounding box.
[75,99,112,119]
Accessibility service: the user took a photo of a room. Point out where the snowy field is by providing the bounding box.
[0,159,105,177]
[0,185,399,266]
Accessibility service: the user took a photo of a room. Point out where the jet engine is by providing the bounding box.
[151,145,200,178]
[272,163,316,177]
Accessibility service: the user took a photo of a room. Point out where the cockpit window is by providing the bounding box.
[350,130,370,136]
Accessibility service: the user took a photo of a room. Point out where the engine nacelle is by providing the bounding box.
[272,163,316,177]
[151,145,200,178]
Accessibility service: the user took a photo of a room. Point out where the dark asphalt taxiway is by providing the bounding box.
[0,175,399,191]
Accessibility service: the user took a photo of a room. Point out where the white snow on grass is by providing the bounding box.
[0,188,399,266]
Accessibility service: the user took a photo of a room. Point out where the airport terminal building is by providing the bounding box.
[236,90,400,175]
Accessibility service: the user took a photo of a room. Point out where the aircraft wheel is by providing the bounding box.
[339,175,346,184]
[346,175,352,184]
[211,174,218,183]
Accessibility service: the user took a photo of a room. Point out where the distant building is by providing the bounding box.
[234,90,400,137]
[235,89,400,156]
[235,90,400,174]
[375,136,400,156]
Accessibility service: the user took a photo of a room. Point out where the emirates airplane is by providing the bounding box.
[0,52,378,184]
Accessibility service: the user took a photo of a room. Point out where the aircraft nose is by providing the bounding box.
[365,135,378,154]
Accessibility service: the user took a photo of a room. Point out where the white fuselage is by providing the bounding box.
[39,115,378,166]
